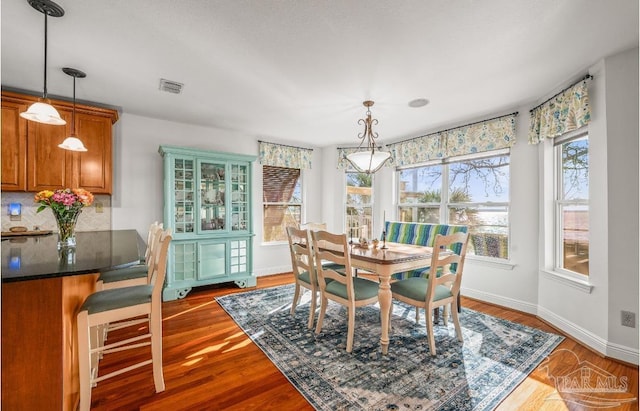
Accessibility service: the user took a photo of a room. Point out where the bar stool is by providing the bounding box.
[76,228,172,411]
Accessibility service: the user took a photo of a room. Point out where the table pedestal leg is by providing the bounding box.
[378,273,392,355]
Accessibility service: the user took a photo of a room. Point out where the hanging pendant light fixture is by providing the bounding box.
[345,101,391,174]
[20,0,66,126]
[58,67,88,152]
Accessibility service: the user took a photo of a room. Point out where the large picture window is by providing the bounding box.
[346,172,373,240]
[398,151,510,259]
[262,165,302,242]
[555,133,589,275]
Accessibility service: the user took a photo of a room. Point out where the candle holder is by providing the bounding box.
[381,230,388,249]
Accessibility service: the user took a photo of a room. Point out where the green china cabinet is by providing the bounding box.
[159,145,256,301]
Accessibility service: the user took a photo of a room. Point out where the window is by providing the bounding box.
[262,165,302,242]
[346,171,373,240]
[398,151,510,259]
[555,133,589,275]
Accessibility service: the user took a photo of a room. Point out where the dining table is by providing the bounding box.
[346,241,439,355]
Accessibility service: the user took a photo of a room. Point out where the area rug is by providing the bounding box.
[216,284,563,411]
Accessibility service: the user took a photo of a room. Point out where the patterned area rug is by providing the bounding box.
[216,284,563,411]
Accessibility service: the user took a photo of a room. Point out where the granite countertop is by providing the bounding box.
[1,229,143,282]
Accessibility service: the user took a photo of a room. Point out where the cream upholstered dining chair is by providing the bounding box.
[311,230,379,353]
[76,228,172,411]
[96,221,163,290]
[389,232,469,356]
[287,226,324,329]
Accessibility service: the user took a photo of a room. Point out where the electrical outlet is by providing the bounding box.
[621,310,636,328]
[95,201,103,214]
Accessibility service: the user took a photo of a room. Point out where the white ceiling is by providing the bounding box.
[2,0,638,148]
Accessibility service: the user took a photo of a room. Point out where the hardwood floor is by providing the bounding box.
[90,274,638,410]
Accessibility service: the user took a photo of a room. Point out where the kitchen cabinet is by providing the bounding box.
[1,91,118,194]
[159,145,256,301]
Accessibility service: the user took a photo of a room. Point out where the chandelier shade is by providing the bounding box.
[345,100,391,174]
[20,0,66,126]
[59,67,88,152]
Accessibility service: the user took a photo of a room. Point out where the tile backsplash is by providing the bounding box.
[1,192,111,232]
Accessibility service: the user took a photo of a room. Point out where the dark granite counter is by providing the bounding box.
[1,229,143,282]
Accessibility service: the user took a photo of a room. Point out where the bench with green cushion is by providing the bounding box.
[383,221,468,280]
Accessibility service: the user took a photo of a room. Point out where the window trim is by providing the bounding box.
[345,170,375,240]
[553,130,589,276]
[261,165,303,244]
[396,149,511,261]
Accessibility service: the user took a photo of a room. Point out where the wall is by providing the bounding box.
[536,47,639,364]
[110,113,324,277]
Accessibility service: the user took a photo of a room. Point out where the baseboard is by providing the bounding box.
[254,265,291,277]
[460,287,538,315]
[463,287,639,365]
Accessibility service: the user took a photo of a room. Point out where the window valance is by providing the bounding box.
[528,77,592,144]
[386,113,517,167]
[259,141,313,169]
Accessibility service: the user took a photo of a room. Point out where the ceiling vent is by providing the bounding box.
[159,78,184,94]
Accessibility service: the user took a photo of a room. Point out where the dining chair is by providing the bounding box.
[311,230,380,353]
[286,226,322,329]
[76,227,172,411]
[389,232,469,356]
[96,221,163,290]
[298,222,346,273]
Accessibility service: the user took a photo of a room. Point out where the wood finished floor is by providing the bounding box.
[90,274,639,411]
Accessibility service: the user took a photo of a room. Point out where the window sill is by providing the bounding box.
[466,255,515,270]
[261,240,288,247]
[541,269,593,293]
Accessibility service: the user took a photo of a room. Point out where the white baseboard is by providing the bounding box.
[461,287,538,315]
[463,287,639,365]
[254,265,291,277]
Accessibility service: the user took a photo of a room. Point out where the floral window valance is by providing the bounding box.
[528,77,591,144]
[259,141,313,169]
[386,113,517,167]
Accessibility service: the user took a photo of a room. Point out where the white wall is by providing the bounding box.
[536,48,639,364]
[111,113,324,277]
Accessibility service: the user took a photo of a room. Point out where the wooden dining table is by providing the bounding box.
[347,242,438,355]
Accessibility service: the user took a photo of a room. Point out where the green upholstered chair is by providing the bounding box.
[76,228,172,411]
[286,226,322,329]
[390,232,469,356]
[96,221,163,290]
[311,230,379,353]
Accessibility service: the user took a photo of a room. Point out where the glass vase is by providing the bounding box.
[54,209,81,250]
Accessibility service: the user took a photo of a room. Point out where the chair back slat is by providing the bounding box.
[311,230,352,292]
[426,232,469,302]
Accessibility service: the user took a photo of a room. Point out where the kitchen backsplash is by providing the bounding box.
[1,192,111,232]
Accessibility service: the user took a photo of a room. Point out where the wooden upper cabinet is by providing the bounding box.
[1,100,28,191]
[1,91,118,194]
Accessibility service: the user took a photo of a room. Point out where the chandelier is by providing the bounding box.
[345,101,391,174]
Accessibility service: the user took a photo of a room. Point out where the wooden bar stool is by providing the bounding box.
[76,228,172,411]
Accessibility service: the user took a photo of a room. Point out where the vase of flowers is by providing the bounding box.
[34,188,94,249]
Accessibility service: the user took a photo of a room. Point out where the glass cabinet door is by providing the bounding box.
[230,163,249,231]
[200,161,226,232]
[173,158,195,234]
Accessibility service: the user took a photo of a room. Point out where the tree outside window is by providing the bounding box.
[556,134,589,275]
[398,151,510,259]
[346,172,373,240]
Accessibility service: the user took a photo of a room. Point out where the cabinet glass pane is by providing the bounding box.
[199,242,227,279]
[230,239,247,273]
[200,162,226,231]
[174,159,195,233]
[173,243,196,281]
[230,163,249,231]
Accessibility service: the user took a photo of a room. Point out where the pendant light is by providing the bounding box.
[58,67,88,152]
[20,0,66,126]
[345,101,391,174]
